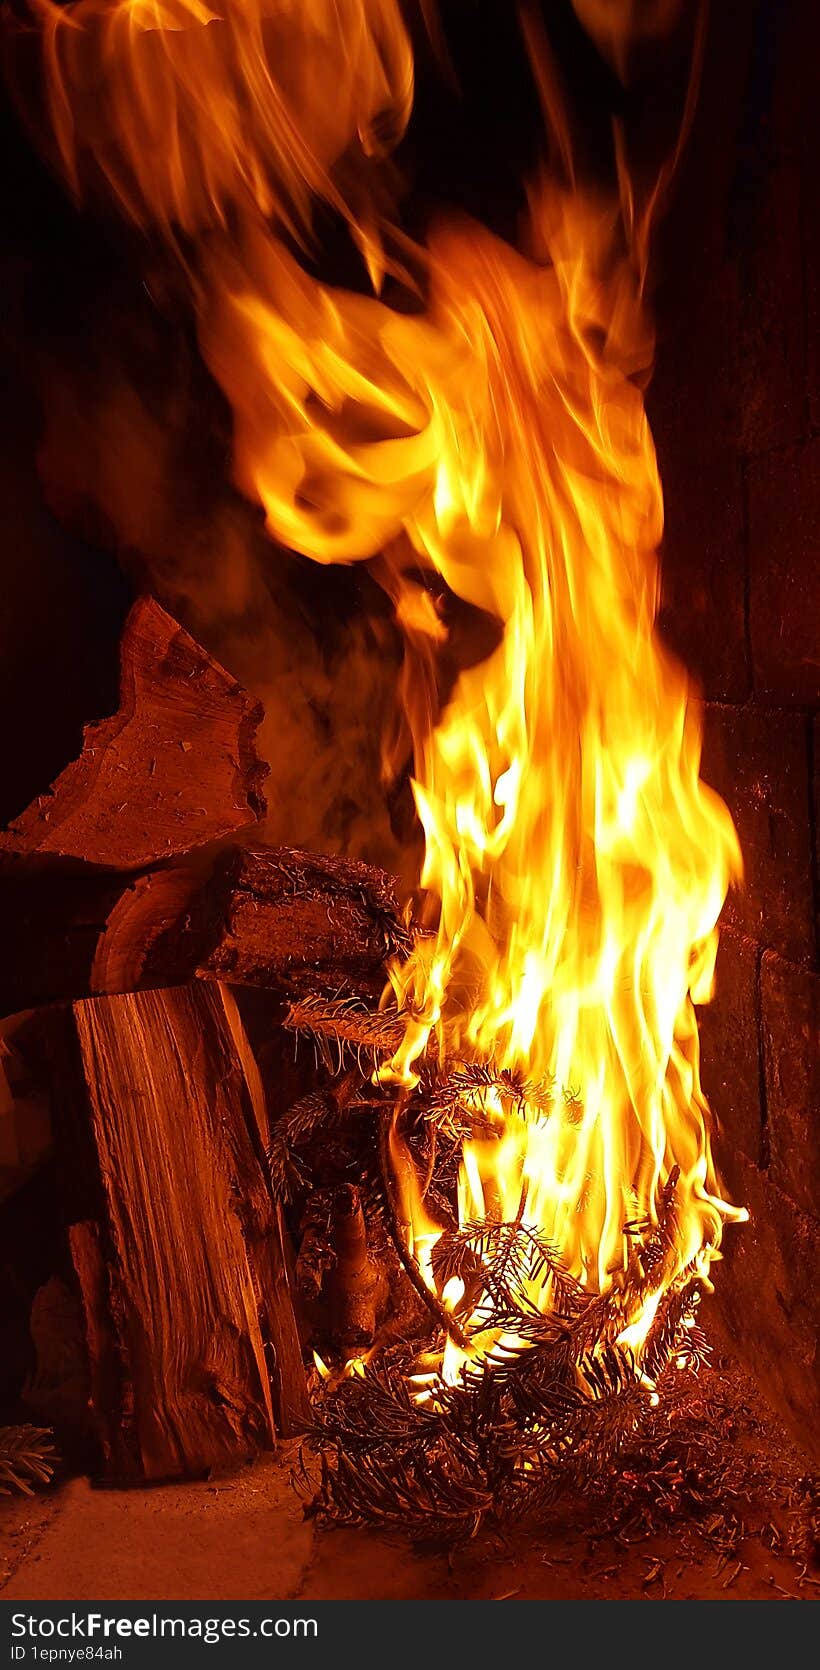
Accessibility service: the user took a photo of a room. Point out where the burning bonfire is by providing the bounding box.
[10,0,752,1535]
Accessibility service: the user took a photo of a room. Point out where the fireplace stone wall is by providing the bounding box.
[650,0,819,1449]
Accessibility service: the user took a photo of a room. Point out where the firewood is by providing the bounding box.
[44,982,308,1480]
[136,844,412,996]
[0,596,268,870]
[0,844,410,1017]
[218,987,312,1436]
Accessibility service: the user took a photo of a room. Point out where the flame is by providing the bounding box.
[20,0,746,1381]
[381,191,746,1346]
[31,0,413,266]
[312,1349,331,1382]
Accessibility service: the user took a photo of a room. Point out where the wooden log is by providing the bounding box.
[138,845,411,996]
[218,987,312,1437]
[45,981,308,1480]
[0,596,268,869]
[0,844,409,1017]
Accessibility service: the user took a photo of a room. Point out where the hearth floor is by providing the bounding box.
[1,1366,815,1602]
[3,1356,818,1603]
[0,1464,806,1602]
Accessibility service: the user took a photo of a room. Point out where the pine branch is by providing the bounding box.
[277,1018,736,1547]
[431,1217,582,1325]
[305,1334,665,1542]
[311,1358,439,1451]
[641,1280,709,1383]
[622,1164,682,1303]
[310,1439,492,1538]
[284,996,408,1074]
[266,1070,364,1200]
[423,1061,566,1139]
[0,1426,57,1496]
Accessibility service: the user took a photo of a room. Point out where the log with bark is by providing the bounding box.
[42,981,310,1481]
[0,843,410,1017]
[0,595,268,870]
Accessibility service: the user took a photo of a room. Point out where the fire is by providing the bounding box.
[33,0,413,257]
[377,189,747,1370]
[18,0,746,1382]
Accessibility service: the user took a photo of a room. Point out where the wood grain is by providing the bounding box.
[0,596,268,869]
[54,983,297,1479]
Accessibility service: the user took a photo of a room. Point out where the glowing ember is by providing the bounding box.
[24,0,747,1390]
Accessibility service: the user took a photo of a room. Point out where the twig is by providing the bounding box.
[376,1105,470,1350]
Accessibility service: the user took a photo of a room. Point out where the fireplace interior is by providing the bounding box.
[0,0,817,1604]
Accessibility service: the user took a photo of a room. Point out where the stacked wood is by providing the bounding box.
[0,591,409,1479]
[0,590,407,1018]
[0,843,409,1016]
[44,982,309,1480]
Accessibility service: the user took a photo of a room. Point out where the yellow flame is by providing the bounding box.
[312,1349,331,1381]
[24,0,746,1381]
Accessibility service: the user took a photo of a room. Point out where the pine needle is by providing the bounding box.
[0,1426,57,1497]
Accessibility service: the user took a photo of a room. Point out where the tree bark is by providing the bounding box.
[0,844,408,1018]
[137,844,410,996]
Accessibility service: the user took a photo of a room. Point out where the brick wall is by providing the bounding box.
[649,0,819,1448]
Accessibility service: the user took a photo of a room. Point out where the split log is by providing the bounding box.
[0,595,268,869]
[0,844,409,1017]
[44,981,308,1481]
[218,988,312,1438]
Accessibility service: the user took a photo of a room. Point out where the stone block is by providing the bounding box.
[655,438,749,703]
[731,158,805,457]
[761,950,820,1220]
[814,714,820,954]
[701,704,815,966]
[698,926,763,1199]
[805,152,820,434]
[795,2,820,430]
[651,262,743,475]
[747,440,820,707]
[710,1152,819,1458]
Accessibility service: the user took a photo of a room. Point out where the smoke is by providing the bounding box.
[3,0,428,874]
[4,0,700,888]
[31,296,415,879]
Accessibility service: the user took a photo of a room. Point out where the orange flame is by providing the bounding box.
[32,0,413,263]
[21,0,746,1378]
